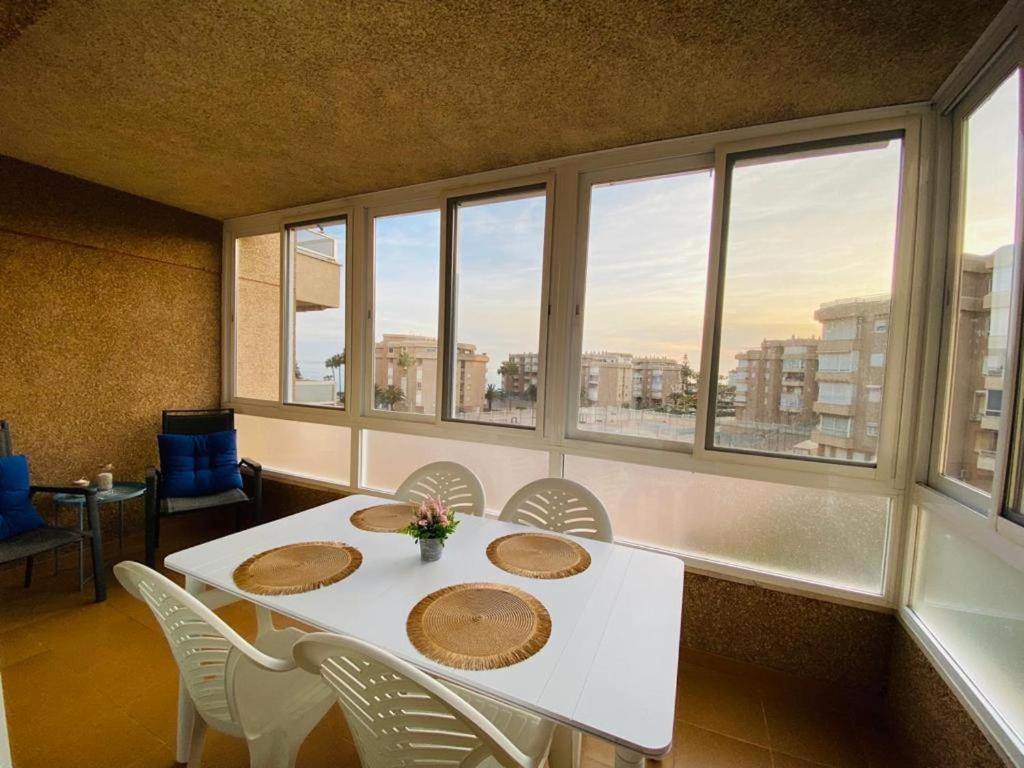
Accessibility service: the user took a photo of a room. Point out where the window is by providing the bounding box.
[818,352,859,372]
[565,454,890,593]
[446,186,547,428]
[371,209,441,415]
[235,233,282,401]
[711,134,903,464]
[286,218,346,408]
[866,422,879,437]
[867,385,882,403]
[818,382,854,405]
[939,70,1019,497]
[236,414,350,485]
[870,352,885,367]
[911,511,1024,743]
[874,318,889,333]
[818,414,852,438]
[823,318,858,341]
[574,168,712,444]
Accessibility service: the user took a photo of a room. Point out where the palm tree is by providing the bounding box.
[497,361,519,410]
[525,383,537,402]
[381,384,405,411]
[485,384,498,412]
[324,351,345,401]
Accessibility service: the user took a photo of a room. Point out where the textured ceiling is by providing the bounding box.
[0,0,1003,220]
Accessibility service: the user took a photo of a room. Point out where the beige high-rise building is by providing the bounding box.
[632,357,684,407]
[811,295,890,462]
[502,352,539,397]
[374,334,488,413]
[732,338,819,427]
[941,245,1013,490]
[581,352,634,407]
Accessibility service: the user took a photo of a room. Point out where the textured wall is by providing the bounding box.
[682,572,895,695]
[0,154,222,485]
[886,626,1007,767]
[0,0,1004,218]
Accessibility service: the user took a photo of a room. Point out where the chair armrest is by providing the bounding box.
[146,465,161,481]
[30,485,98,498]
[239,458,262,475]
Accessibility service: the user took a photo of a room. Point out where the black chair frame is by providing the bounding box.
[0,420,106,602]
[145,408,262,566]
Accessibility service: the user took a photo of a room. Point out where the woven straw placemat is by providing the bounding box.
[233,541,362,596]
[350,503,417,532]
[407,582,551,670]
[486,532,591,579]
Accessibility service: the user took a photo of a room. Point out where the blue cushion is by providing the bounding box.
[0,455,45,540]
[157,430,244,499]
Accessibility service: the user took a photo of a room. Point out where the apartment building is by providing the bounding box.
[581,352,634,406]
[732,338,819,427]
[502,352,539,397]
[632,357,684,407]
[942,245,1014,490]
[374,334,489,413]
[811,295,890,462]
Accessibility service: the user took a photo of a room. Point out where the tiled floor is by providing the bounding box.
[0,519,903,767]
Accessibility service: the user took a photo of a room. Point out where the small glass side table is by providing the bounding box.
[53,482,146,590]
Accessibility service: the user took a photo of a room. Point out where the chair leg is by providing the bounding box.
[185,715,208,768]
[23,556,33,588]
[85,494,107,603]
[247,732,299,768]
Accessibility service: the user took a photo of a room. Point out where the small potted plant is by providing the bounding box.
[403,496,458,562]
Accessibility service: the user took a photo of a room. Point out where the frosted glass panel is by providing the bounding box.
[912,511,1024,741]
[236,414,349,485]
[564,455,889,592]
[362,430,549,513]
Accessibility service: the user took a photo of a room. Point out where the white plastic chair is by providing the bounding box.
[294,632,555,768]
[113,562,334,768]
[498,478,613,543]
[396,461,487,517]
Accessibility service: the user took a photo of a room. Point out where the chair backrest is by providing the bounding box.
[162,408,235,435]
[499,478,613,542]
[294,633,536,768]
[0,421,11,458]
[395,461,486,517]
[113,562,292,735]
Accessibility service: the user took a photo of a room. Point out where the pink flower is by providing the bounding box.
[417,518,428,527]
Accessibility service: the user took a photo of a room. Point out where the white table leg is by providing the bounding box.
[614,746,645,768]
[176,576,202,763]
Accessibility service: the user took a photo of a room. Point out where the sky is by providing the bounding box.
[291,70,1019,388]
[962,69,1019,255]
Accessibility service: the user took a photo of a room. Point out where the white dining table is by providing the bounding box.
[164,494,684,768]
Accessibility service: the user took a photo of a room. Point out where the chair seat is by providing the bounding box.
[445,681,556,767]
[232,627,335,736]
[0,526,82,565]
[161,487,249,515]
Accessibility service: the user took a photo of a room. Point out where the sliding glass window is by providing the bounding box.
[709,134,904,465]
[285,218,347,408]
[371,209,441,416]
[445,186,548,428]
[573,168,713,445]
[940,70,1020,500]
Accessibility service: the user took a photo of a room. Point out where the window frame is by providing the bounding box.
[565,154,716,453]
[696,122,921,482]
[363,198,445,425]
[927,46,1023,519]
[441,180,554,432]
[221,104,934,609]
[282,214,351,412]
